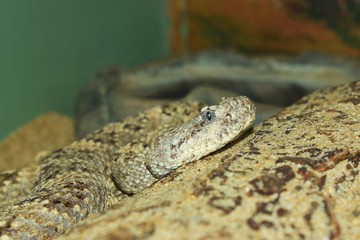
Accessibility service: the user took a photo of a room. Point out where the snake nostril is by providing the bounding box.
[226,113,232,121]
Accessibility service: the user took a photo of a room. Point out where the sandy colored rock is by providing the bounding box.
[0,112,75,171]
[62,82,359,240]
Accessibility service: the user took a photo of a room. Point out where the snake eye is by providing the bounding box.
[202,110,215,123]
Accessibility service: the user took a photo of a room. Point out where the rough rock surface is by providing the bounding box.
[61,82,359,240]
[0,113,74,171]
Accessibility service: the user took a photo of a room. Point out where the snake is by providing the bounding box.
[0,96,255,239]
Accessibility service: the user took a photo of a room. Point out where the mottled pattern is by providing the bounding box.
[0,97,255,239]
[0,166,39,210]
[59,82,359,240]
[0,101,201,239]
[112,97,255,194]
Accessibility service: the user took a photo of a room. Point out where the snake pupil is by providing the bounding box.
[206,111,212,121]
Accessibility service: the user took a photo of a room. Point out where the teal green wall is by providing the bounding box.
[0,1,169,139]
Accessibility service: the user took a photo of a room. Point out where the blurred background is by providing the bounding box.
[1,0,360,140]
[0,0,169,139]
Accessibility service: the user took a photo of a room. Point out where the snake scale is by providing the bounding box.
[0,96,255,239]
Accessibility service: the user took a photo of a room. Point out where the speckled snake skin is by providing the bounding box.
[0,97,255,239]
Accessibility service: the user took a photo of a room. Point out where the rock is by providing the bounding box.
[75,51,360,138]
[0,112,75,171]
[63,81,359,239]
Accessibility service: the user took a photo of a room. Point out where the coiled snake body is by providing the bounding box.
[0,96,255,239]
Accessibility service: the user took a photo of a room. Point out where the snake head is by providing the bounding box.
[200,96,256,143]
[146,96,256,179]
